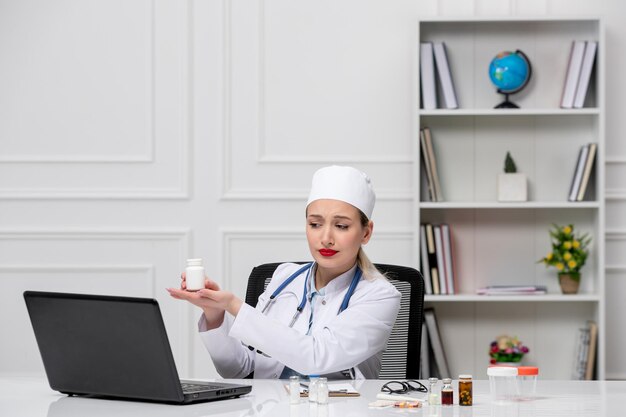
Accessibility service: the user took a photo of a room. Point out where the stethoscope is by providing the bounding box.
[244,262,362,361]
[261,262,363,327]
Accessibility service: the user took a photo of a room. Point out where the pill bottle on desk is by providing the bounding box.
[487,366,518,404]
[289,376,300,404]
[517,366,539,400]
[441,378,453,405]
[458,374,473,406]
[317,377,329,404]
[308,375,320,403]
[428,377,441,405]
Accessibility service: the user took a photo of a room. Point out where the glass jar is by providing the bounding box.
[517,366,539,400]
[308,376,320,403]
[441,378,453,405]
[458,374,472,406]
[487,366,518,404]
[428,377,441,405]
[316,377,329,404]
[289,375,300,404]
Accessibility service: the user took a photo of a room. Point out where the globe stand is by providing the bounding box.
[495,92,519,109]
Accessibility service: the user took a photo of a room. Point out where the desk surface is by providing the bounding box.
[1,376,624,417]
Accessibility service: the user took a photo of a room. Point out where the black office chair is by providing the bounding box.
[244,262,425,379]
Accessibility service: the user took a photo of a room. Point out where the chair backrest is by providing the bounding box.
[244,262,425,379]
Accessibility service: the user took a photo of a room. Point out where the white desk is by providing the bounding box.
[1,376,625,417]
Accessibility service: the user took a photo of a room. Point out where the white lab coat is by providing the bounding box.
[198,262,401,379]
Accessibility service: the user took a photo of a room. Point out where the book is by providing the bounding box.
[419,321,430,379]
[476,285,547,296]
[572,326,591,380]
[424,308,450,379]
[561,40,586,108]
[584,320,598,380]
[432,42,459,109]
[419,225,433,295]
[441,224,455,295]
[568,144,589,201]
[420,42,437,110]
[576,142,597,201]
[420,129,436,202]
[573,41,598,108]
[423,127,443,201]
[434,225,448,295]
[425,223,440,294]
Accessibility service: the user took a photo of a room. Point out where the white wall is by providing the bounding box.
[1,0,625,379]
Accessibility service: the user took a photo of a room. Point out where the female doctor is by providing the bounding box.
[167,166,401,379]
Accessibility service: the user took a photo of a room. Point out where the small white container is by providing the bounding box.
[316,377,329,404]
[185,258,205,291]
[308,376,319,403]
[517,366,539,400]
[497,173,528,202]
[289,376,300,404]
[487,366,518,404]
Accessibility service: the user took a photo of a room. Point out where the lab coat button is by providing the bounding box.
[322,300,326,305]
[273,374,277,378]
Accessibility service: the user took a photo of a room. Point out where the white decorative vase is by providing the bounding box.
[498,173,527,202]
[494,361,522,367]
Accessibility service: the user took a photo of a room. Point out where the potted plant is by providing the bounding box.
[538,224,591,294]
[497,152,527,201]
[489,335,529,365]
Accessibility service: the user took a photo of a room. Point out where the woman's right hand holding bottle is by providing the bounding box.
[167,272,226,329]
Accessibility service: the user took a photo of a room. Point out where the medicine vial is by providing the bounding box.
[441,378,453,405]
[289,376,300,404]
[308,376,320,403]
[458,374,473,406]
[428,377,441,405]
[185,258,205,291]
[316,377,329,404]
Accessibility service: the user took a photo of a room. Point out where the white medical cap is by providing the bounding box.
[306,165,376,219]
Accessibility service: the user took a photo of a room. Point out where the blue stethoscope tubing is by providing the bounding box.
[261,262,362,328]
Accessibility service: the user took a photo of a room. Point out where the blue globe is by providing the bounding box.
[489,50,530,93]
[488,50,532,108]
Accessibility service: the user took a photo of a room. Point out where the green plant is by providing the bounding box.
[504,151,517,173]
[538,224,591,277]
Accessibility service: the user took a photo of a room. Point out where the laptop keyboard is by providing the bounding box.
[181,382,223,393]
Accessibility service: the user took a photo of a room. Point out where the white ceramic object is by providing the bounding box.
[498,173,527,202]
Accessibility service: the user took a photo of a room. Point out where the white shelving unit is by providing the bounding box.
[416,17,604,380]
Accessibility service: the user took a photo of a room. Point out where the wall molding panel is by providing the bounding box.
[0,0,190,200]
[220,0,414,200]
[0,227,194,375]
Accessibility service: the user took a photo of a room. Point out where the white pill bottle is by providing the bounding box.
[185,258,205,291]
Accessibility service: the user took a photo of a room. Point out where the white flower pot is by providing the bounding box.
[498,173,527,202]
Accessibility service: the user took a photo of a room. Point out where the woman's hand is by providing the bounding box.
[167,272,226,329]
[166,272,243,329]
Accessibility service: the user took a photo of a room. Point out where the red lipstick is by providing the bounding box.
[319,249,338,257]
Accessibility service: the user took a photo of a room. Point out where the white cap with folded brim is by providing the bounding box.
[306,165,376,219]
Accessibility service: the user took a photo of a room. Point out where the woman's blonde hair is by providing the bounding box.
[356,210,382,281]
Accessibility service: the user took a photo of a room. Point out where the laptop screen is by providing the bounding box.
[24,291,185,402]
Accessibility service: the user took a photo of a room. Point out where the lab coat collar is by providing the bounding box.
[309,263,358,298]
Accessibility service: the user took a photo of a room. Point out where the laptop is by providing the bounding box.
[23,291,252,404]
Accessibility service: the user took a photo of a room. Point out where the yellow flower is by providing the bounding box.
[572,240,580,249]
[546,252,553,261]
[556,262,565,271]
[563,252,572,261]
[563,226,572,235]
[563,241,572,250]
[568,260,577,269]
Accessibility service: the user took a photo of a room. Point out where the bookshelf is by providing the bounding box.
[416,17,604,380]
